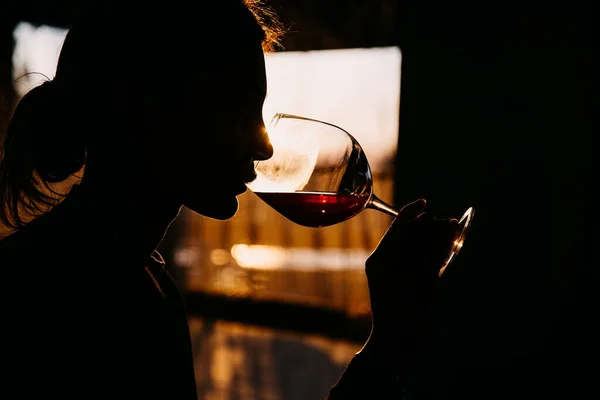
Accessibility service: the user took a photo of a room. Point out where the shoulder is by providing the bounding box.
[0,205,71,264]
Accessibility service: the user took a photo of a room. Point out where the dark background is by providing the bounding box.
[1,1,594,398]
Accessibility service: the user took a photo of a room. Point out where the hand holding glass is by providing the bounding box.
[246,113,474,274]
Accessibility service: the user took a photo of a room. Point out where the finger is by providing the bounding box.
[383,198,427,241]
[395,198,427,224]
[371,198,427,256]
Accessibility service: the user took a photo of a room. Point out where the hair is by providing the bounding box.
[0,0,286,230]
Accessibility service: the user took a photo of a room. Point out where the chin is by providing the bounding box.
[185,195,239,220]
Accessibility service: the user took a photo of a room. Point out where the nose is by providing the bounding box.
[254,126,273,161]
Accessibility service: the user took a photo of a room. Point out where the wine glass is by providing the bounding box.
[246,113,474,275]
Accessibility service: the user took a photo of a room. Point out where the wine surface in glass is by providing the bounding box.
[254,191,369,228]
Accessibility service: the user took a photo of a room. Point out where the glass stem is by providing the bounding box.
[367,194,399,217]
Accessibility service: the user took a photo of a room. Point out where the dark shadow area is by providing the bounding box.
[392,1,594,398]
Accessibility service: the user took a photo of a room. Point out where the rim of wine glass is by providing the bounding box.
[269,113,360,142]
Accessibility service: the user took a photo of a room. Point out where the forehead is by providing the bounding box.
[188,43,267,97]
[236,44,267,92]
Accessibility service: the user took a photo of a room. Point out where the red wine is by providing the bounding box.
[254,191,369,228]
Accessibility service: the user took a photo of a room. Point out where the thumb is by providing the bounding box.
[390,198,427,232]
[374,198,427,252]
[396,198,427,223]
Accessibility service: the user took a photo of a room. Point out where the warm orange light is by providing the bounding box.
[230,244,369,270]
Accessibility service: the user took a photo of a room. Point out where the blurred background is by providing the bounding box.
[0,1,593,399]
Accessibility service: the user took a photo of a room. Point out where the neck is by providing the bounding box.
[75,167,182,264]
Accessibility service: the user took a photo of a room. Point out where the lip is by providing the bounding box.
[242,169,257,184]
[233,162,257,195]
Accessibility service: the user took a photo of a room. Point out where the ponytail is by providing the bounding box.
[0,79,86,229]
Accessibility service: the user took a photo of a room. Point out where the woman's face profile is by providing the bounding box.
[142,42,273,220]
